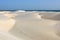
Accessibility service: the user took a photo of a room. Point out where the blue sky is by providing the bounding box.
[0,0,60,10]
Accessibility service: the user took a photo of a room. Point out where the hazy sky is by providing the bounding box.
[0,0,60,10]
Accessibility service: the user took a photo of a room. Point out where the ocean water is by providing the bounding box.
[25,10,60,12]
[0,10,60,12]
[0,10,60,40]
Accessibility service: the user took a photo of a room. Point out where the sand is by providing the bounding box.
[0,11,60,40]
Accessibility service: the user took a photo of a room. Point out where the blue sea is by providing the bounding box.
[0,10,60,12]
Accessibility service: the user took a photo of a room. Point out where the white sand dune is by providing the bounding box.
[0,11,60,40]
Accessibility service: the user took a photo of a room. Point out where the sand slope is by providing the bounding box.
[9,12,60,40]
[0,11,60,40]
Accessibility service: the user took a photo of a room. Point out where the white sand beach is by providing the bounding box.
[0,10,60,40]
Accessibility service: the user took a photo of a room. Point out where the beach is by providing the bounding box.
[0,10,60,40]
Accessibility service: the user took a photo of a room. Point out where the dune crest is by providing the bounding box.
[0,13,18,32]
